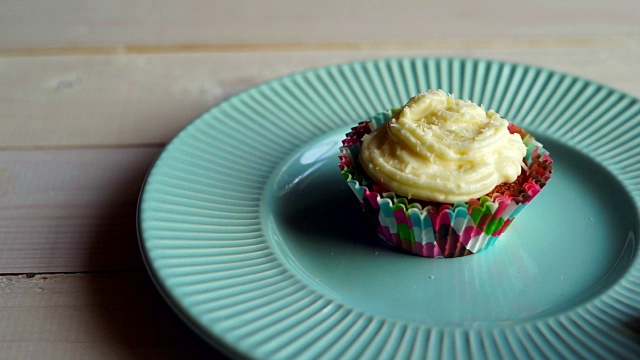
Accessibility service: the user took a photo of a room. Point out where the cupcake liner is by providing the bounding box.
[339,110,553,258]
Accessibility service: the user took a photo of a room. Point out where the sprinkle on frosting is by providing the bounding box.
[359,90,527,203]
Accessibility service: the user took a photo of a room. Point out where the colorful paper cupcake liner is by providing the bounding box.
[339,109,553,258]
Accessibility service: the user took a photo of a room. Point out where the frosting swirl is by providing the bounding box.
[360,90,527,203]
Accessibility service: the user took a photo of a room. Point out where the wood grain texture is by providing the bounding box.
[0,0,639,49]
[0,147,161,273]
[2,44,640,148]
[0,272,225,359]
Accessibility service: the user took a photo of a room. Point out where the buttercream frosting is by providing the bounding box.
[360,90,527,202]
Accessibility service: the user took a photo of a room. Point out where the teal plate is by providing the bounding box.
[138,58,640,359]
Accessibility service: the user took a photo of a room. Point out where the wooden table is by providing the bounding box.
[1,1,639,358]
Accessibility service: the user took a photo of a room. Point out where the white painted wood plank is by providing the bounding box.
[0,147,161,273]
[0,0,638,49]
[2,45,640,148]
[0,273,223,359]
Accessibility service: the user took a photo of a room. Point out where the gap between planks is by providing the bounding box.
[0,269,147,277]
[0,143,166,152]
[1,37,639,57]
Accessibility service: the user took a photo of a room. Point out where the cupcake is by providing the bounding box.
[339,90,553,258]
